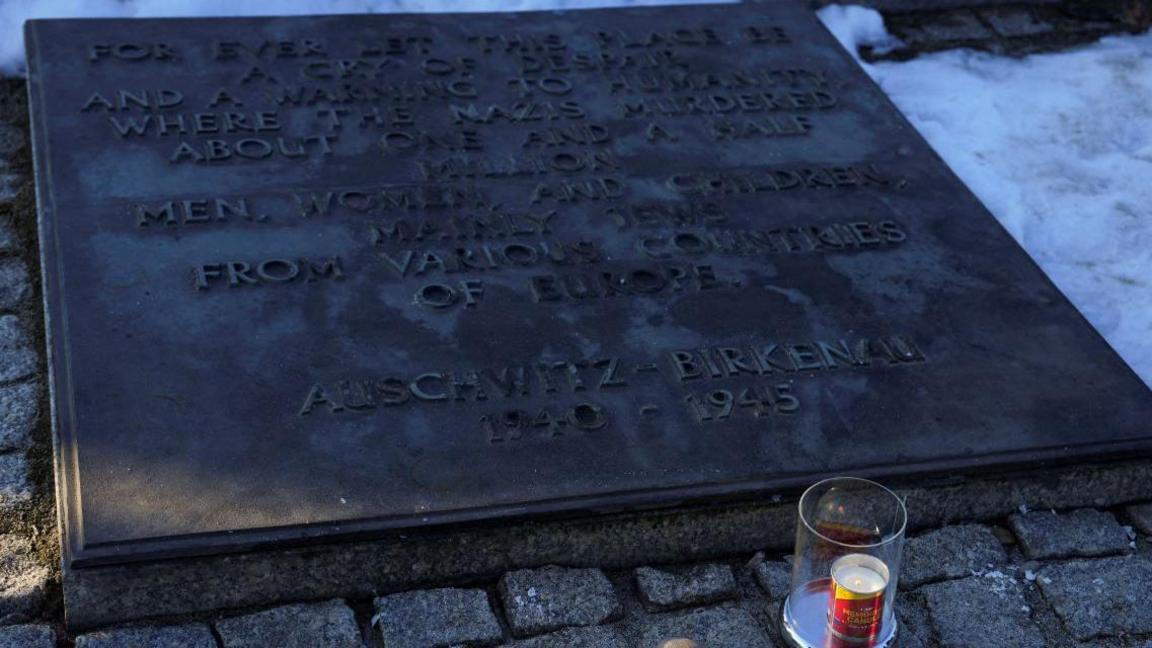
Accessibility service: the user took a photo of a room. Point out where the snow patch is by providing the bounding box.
[818,6,1152,387]
[815,4,901,57]
[979,569,1016,597]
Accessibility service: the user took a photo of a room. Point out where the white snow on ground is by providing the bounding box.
[0,0,730,74]
[0,1,1149,382]
[820,6,1152,386]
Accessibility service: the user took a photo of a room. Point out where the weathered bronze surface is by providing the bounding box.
[25,3,1152,575]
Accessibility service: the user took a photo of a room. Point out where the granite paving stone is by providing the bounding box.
[980,7,1054,37]
[635,606,773,648]
[0,175,21,208]
[216,599,361,648]
[895,592,934,648]
[634,563,737,611]
[0,534,48,623]
[0,316,36,384]
[1037,555,1152,641]
[921,575,1045,648]
[901,524,1007,589]
[375,587,503,648]
[0,219,15,255]
[810,0,1063,9]
[501,625,629,648]
[1009,509,1130,560]
[0,453,31,515]
[0,382,38,453]
[1127,502,1152,536]
[0,624,54,648]
[0,260,29,311]
[0,125,22,208]
[1075,641,1149,648]
[0,123,23,157]
[749,556,790,601]
[75,623,217,648]
[918,10,994,41]
[499,566,622,637]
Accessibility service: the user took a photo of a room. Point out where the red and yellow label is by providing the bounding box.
[828,580,883,641]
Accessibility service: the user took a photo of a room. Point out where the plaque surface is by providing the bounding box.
[25,3,1152,569]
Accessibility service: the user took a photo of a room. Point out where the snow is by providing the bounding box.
[820,6,1152,386]
[0,2,1149,382]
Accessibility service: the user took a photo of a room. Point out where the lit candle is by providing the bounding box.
[828,553,889,642]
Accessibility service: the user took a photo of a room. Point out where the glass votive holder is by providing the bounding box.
[780,477,906,648]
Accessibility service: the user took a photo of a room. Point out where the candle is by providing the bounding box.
[828,554,889,642]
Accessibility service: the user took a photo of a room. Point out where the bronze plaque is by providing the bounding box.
[25,3,1152,570]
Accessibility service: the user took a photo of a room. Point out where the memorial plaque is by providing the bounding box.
[25,1,1152,581]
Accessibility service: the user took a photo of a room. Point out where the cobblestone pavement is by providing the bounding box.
[3,3,1152,646]
[0,74,58,638]
[3,505,1151,646]
[808,0,1152,59]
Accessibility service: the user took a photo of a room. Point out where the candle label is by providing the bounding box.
[829,579,884,641]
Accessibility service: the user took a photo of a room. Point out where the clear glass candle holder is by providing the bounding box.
[780,477,907,648]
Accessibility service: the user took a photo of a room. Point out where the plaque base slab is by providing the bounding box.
[62,460,1152,629]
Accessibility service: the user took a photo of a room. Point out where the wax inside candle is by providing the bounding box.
[832,564,887,594]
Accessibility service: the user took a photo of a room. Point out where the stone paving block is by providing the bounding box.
[0,260,30,311]
[1009,509,1130,560]
[499,566,622,637]
[0,624,54,648]
[980,7,1055,37]
[1076,641,1151,648]
[0,453,32,514]
[895,592,934,648]
[908,10,994,42]
[75,623,217,648]
[0,316,36,384]
[811,0,1062,9]
[634,563,737,611]
[375,587,503,648]
[921,575,1044,648]
[501,625,628,648]
[1037,556,1152,641]
[0,118,26,209]
[216,599,361,648]
[0,382,38,453]
[0,220,15,255]
[0,123,23,157]
[0,175,20,208]
[0,534,49,623]
[635,606,773,648]
[749,556,790,601]
[1127,502,1152,535]
[1065,0,1152,29]
[901,524,1007,589]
